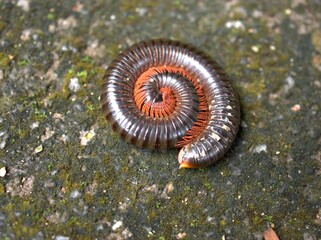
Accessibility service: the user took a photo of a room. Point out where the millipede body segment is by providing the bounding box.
[101,39,240,168]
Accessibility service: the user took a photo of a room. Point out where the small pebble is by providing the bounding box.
[284,9,292,15]
[225,20,245,30]
[55,236,70,240]
[41,128,54,142]
[68,78,81,92]
[20,29,31,41]
[30,122,39,129]
[34,145,43,153]
[135,7,148,16]
[0,167,6,177]
[17,0,30,12]
[122,228,132,238]
[112,221,123,231]
[70,190,81,199]
[0,132,8,149]
[291,104,301,112]
[263,227,279,240]
[251,45,260,53]
[253,144,268,154]
[80,129,96,146]
[177,232,187,239]
[53,112,64,120]
[284,76,295,91]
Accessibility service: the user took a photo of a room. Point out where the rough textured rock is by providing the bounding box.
[0,0,320,239]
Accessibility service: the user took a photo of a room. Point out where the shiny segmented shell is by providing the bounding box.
[101,39,240,168]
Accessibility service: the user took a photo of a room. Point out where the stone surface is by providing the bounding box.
[0,0,320,239]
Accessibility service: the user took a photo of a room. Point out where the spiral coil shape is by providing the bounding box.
[101,39,240,168]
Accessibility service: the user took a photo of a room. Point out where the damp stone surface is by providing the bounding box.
[0,0,320,239]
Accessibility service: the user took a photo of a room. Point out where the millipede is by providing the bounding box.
[101,39,240,168]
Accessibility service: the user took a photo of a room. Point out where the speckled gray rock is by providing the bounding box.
[0,0,320,239]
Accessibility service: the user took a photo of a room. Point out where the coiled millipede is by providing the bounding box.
[101,39,240,168]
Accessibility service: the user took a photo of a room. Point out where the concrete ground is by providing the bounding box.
[0,0,320,239]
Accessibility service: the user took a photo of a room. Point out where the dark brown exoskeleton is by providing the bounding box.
[101,39,240,168]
